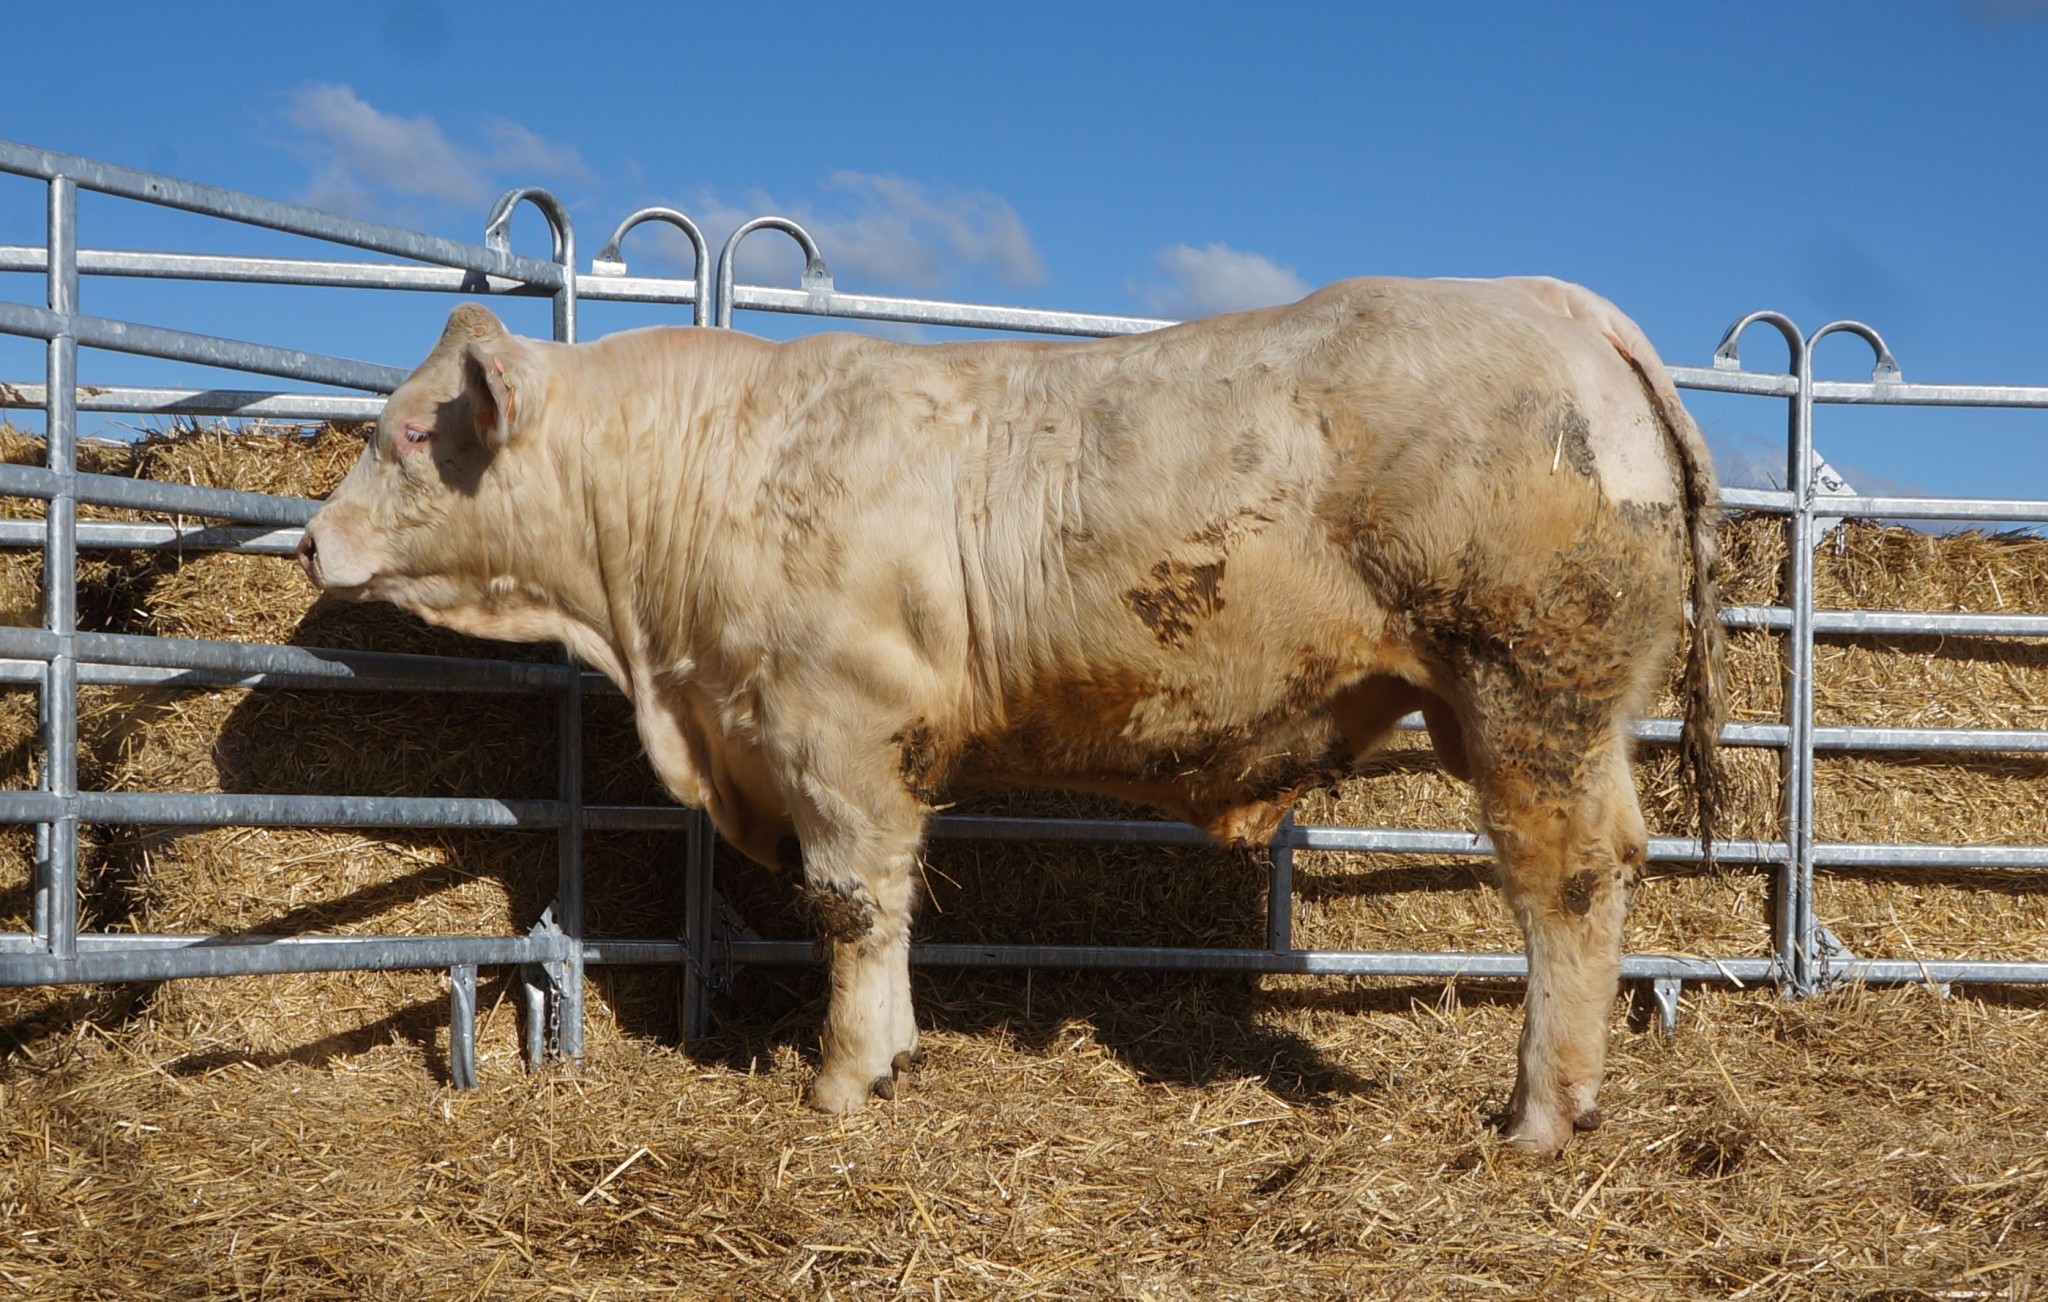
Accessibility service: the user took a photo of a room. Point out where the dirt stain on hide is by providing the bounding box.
[1187,503,1279,553]
[892,721,944,804]
[801,881,875,946]
[1561,868,1601,917]
[1550,398,1597,479]
[1124,558,1226,647]
[1414,509,1680,806]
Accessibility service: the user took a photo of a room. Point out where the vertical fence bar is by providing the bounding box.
[1785,350,1819,994]
[448,963,478,1090]
[548,199,585,1060]
[35,174,80,961]
[680,228,735,1042]
[1266,813,1295,953]
[680,809,716,1040]
[487,185,585,1061]
[554,667,585,1059]
[1794,322,1901,993]
[1713,311,1810,994]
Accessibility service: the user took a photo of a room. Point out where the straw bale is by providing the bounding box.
[0,425,569,1055]
[1818,519,2048,613]
[1716,510,1790,608]
[1811,751,2048,965]
[1816,637,2048,731]
[1801,520,2048,969]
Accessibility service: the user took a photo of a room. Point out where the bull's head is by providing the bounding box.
[298,304,554,621]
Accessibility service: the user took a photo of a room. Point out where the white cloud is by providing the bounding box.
[478,118,594,186]
[815,172,1044,290]
[1132,243,1311,320]
[1958,0,2048,24]
[1703,427,1785,492]
[627,173,1045,296]
[283,84,591,217]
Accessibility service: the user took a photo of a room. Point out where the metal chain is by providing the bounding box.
[545,977,563,1062]
[680,894,744,1000]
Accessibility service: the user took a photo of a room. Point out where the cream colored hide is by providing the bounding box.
[300,277,1724,1154]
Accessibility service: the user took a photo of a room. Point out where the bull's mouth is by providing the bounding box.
[310,579,374,601]
[296,557,376,602]
[295,527,376,598]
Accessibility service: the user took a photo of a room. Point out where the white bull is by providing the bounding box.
[300,276,1724,1153]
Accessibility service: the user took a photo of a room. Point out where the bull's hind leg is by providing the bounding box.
[1468,699,1649,1154]
[782,748,926,1114]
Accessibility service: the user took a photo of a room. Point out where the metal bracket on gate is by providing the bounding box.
[1649,977,1683,1037]
[519,906,573,1072]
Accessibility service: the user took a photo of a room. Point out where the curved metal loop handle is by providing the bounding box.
[484,187,577,341]
[1712,309,1807,375]
[591,207,711,326]
[1806,319,1903,385]
[713,215,833,329]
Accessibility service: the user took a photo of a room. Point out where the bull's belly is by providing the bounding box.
[946,667,1438,848]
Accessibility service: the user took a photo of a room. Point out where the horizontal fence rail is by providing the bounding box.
[2,142,2045,1078]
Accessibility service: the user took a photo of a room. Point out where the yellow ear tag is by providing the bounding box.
[494,357,517,423]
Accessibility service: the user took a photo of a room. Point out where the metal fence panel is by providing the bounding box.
[3,141,2045,1073]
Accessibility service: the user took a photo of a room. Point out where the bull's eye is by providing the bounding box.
[404,426,432,444]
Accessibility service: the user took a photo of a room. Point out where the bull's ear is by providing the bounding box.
[439,302,508,348]
[460,336,539,448]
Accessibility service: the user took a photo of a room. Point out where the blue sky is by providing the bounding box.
[3,1,2046,501]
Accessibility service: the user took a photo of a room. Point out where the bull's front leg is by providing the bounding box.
[783,748,927,1114]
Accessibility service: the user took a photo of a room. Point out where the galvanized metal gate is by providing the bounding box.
[2,142,2044,1086]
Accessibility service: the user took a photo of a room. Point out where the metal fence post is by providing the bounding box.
[35,173,80,963]
[1795,321,1902,993]
[1713,311,1810,994]
[488,188,585,1061]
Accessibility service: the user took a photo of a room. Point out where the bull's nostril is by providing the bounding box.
[296,532,318,575]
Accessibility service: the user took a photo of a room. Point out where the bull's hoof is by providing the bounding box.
[807,1069,876,1114]
[809,1046,920,1113]
[1501,1111,1574,1157]
[871,1048,927,1100]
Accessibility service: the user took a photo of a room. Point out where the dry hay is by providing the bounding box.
[4,979,2043,1297]
[0,426,2043,1297]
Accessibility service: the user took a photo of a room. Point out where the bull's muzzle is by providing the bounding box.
[296,528,321,587]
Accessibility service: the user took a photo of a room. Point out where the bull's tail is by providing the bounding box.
[1504,277,1728,868]
[1640,352,1728,872]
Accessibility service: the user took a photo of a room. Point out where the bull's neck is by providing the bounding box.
[569,328,759,689]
